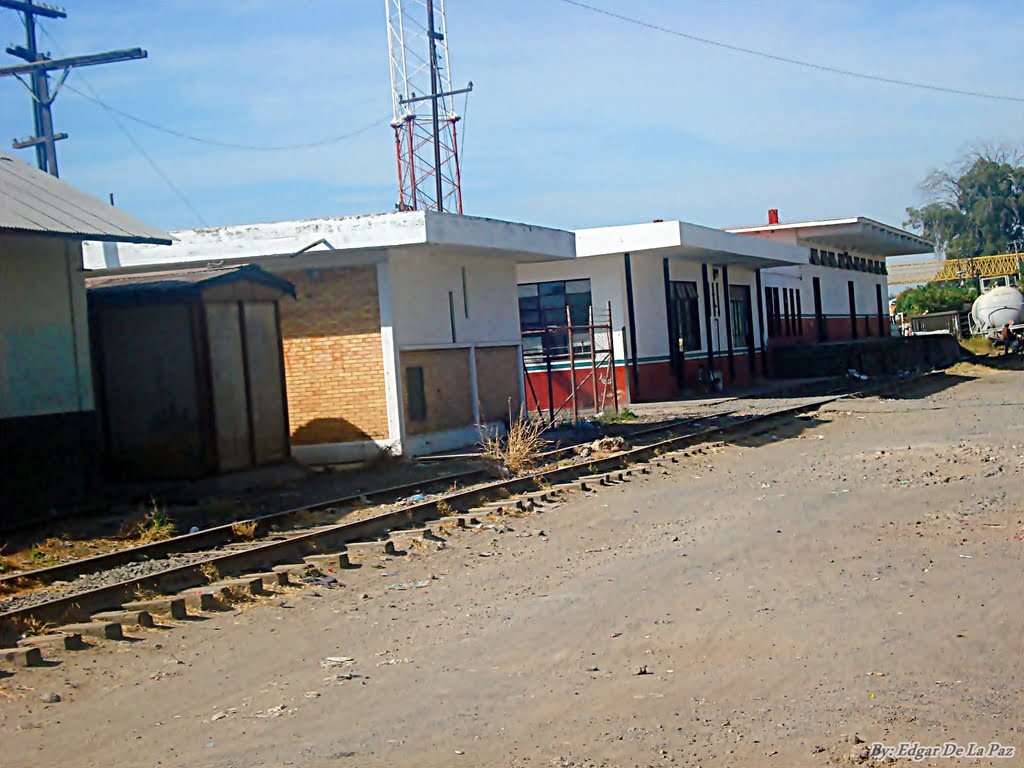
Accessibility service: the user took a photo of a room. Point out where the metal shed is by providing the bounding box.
[87,265,295,481]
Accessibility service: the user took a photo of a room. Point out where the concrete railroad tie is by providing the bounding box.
[247,571,290,588]
[390,526,445,542]
[0,646,44,667]
[344,540,398,558]
[481,498,531,512]
[437,515,479,528]
[122,598,188,620]
[302,553,352,571]
[91,610,155,628]
[178,587,231,610]
[207,577,266,597]
[17,633,85,651]
[56,622,124,641]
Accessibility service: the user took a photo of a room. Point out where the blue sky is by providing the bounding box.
[1,0,1022,236]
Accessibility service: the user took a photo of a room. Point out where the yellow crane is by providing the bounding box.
[888,252,1023,286]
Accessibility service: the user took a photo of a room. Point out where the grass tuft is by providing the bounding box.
[594,407,638,424]
[122,498,175,543]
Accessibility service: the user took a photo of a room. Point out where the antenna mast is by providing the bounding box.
[385,0,471,213]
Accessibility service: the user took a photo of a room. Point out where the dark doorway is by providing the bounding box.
[668,280,701,386]
[813,277,826,341]
[848,280,858,340]
[875,283,885,337]
[729,284,756,376]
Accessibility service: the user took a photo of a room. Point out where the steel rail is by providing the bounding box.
[0,375,917,632]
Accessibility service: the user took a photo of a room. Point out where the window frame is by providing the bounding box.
[518,278,594,362]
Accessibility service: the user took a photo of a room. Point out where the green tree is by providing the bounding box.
[905,147,1024,259]
[894,283,978,317]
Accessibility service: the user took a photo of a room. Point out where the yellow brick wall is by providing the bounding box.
[279,266,389,445]
[400,348,472,436]
[475,346,521,424]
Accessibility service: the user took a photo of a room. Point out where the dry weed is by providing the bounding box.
[231,520,259,540]
[17,615,55,637]
[478,407,546,476]
[199,563,220,583]
[435,499,455,516]
[131,585,160,602]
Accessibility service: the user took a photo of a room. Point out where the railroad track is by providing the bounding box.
[0,373,923,660]
[0,406,747,593]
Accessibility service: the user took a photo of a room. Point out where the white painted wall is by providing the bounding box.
[388,249,523,348]
[764,251,889,320]
[0,234,93,418]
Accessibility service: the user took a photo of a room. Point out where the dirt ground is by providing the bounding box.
[2,367,1022,767]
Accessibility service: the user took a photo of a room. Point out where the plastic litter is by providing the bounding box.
[387,579,431,591]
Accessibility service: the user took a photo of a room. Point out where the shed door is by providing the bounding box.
[242,302,289,464]
[205,303,252,471]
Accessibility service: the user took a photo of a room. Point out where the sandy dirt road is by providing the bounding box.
[3,367,1023,767]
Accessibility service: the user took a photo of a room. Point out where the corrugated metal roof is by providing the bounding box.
[86,264,295,297]
[0,151,171,245]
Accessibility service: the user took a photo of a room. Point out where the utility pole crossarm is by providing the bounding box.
[3,0,147,177]
[0,48,146,77]
[0,0,65,18]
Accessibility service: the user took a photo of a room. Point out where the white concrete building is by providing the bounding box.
[85,211,575,461]
[0,152,170,526]
[516,220,807,408]
[727,213,933,343]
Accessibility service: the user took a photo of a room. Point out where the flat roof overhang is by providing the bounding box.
[727,217,934,257]
[82,210,575,273]
[576,220,808,269]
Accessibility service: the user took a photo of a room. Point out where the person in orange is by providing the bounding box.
[1001,323,1012,354]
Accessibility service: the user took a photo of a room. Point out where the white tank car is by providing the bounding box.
[971,285,1024,337]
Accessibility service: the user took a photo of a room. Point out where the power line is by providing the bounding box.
[27,20,208,225]
[62,82,390,151]
[26,20,390,152]
[73,74,210,226]
[557,0,1024,104]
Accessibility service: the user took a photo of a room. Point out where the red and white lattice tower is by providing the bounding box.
[385,0,470,213]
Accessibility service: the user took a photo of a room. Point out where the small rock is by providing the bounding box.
[849,745,870,763]
[211,711,228,721]
[41,692,61,704]
[851,734,865,744]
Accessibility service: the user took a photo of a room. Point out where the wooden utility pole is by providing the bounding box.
[0,0,147,176]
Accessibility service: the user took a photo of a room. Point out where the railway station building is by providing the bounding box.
[85,211,575,462]
[516,220,808,409]
[727,211,933,345]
